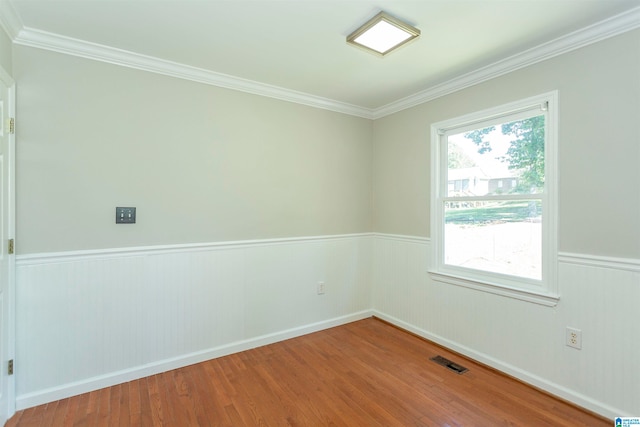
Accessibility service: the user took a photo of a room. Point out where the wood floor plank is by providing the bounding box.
[136,377,154,427]
[125,380,140,427]
[81,390,99,427]
[147,375,170,426]
[95,387,111,427]
[270,344,347,426]
[115,382,129,427]
[104,384,119,427]
[70,391,90,427]
[182,365,215,427]
[166,369,199,426]
[157,372,179,425]
[7,318,610,427]
[60,393,80,427]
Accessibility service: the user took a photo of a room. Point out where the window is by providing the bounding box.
[430,92,558,305]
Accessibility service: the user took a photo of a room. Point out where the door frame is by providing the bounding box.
[0,63,16,423]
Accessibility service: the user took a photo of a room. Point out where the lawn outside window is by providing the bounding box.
[430,92,559,306]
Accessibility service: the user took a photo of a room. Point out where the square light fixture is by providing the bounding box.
[347,11,420,56]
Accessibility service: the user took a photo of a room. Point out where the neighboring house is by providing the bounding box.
[448,167,519,196]
[448,167,489,196]
[487,176,519,194]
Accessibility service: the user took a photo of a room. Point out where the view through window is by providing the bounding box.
[444,114,544,280]
[432,93,558,303]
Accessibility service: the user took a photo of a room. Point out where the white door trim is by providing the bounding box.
[0,64,16,422]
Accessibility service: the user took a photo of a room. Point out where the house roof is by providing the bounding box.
[448,167,490,181]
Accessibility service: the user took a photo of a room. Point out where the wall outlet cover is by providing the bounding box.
[566,327,582,350]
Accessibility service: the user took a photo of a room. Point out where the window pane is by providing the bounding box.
[444,200,542,280]
[447,115,545,196]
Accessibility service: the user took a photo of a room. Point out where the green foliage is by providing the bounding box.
[464,126,495,154]
[464,116,545,192]
[444,201,541,224]
[447,142,476,169]
[500,116,545,192]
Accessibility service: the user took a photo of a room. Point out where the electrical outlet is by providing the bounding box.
[317,281,326,295]
[566,327,582,349]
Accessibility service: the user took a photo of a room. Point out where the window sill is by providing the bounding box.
[428,271,559,307]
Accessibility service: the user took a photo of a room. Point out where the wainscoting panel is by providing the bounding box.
[15,232,639,417]
[372,234,640,418]
[15,234,372,409]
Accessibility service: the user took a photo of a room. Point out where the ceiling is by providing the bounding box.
[2,0,640,116]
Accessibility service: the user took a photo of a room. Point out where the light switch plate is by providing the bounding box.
[116,207,136,224]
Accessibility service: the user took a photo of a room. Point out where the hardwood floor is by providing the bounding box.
[7,318,609,426]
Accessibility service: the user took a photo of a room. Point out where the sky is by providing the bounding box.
[448,126,515,178]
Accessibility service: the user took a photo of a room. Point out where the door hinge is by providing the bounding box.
[9,118,14,134]
[8,239,14,255]
[8,359,13,376]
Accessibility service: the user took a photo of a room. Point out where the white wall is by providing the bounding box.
[13,46,373,254]
[11,44,375,409]
[8,22,640,419]
[372,235,640,418]
[0,26,10,73]
[372,30,640,417]
[373,30,640,258]
[16,235,372,408]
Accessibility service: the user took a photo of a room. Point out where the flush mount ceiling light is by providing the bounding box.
[347,11,420,56]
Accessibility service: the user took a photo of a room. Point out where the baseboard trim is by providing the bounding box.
[16,310,373,410]
[371,310,625,420]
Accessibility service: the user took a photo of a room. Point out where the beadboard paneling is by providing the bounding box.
[15,233,640,417]
[372,234,640,418]
[15,234,372,409]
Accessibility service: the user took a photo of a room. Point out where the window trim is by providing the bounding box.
[429,92,559,306]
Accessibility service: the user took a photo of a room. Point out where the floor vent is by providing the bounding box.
[430,355,468,374]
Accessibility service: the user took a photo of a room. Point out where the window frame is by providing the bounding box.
[429,92,559,306]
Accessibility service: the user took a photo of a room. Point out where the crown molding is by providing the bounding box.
[2,4,639,120]
[0,0,22,39]
[372,6,640,119]
[12,27,374,119]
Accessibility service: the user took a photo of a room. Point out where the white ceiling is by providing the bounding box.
[2,0,640,116]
